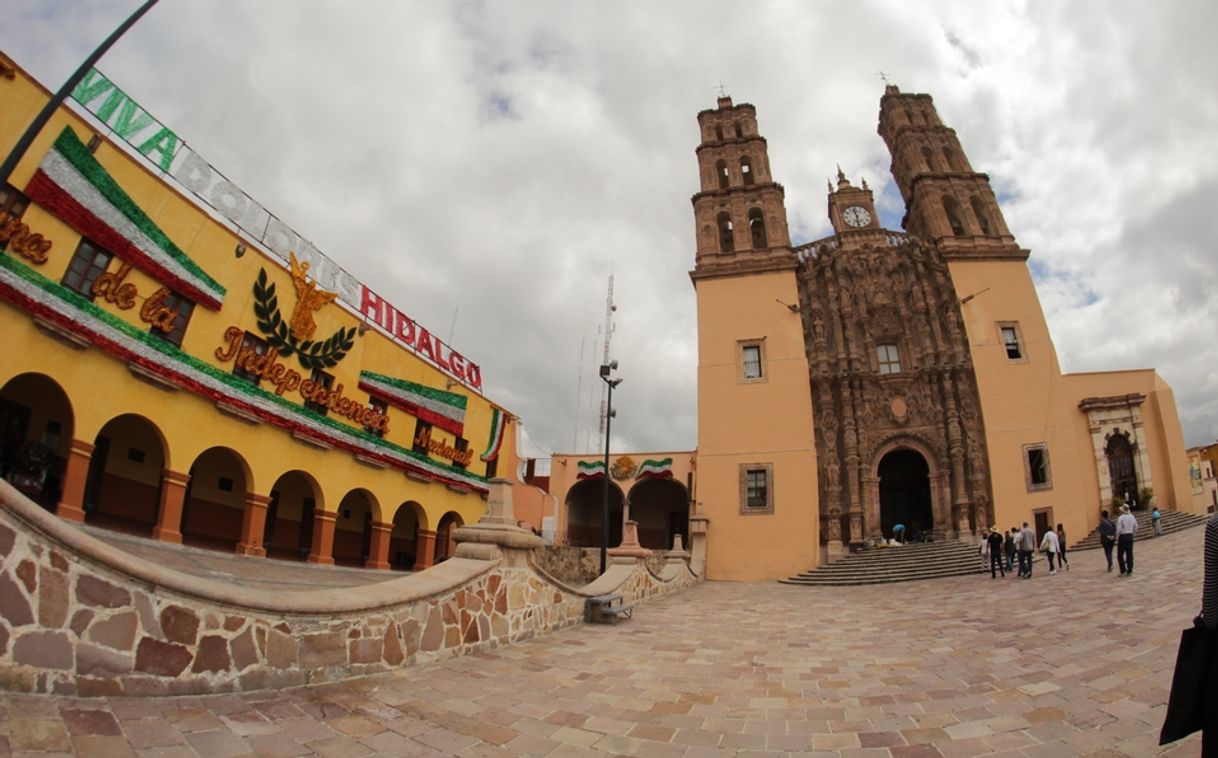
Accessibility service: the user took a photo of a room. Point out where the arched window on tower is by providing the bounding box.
[921,146,936,172]
[942,196,967,236]
[733,121,742,138]
[970,196,993,235]
[716,160,730,190]
[748,208,768,249]
[715,124,724,141]
[740,156,754,186]
[943,147,962,171]
[717,212,735,252]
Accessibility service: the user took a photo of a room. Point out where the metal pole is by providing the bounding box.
[600,381,612,575]
[0,0,161,189]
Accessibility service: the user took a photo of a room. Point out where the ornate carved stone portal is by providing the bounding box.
[795,183,992,548]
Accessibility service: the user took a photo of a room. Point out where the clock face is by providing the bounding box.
[843,206,872,228]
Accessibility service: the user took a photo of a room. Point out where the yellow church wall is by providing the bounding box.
[0,55,512,554]
[1061,370,1196,514]
[948,258,1100,544]
[695,269,818,581]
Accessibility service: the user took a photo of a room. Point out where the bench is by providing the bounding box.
[586,593,634,624]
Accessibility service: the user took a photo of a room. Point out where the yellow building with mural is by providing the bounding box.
[0,53,516,571]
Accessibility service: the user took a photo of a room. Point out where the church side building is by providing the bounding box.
[690,88,1195,581]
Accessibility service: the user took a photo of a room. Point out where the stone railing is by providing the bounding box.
[0,478,705,696]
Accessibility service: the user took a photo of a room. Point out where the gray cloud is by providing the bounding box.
[4,0,1216,457]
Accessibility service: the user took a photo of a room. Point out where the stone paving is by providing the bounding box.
[0,525,1208,756]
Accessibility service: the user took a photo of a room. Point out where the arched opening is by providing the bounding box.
[1106,432,1140,507]
[714,124,724,142]
[748,207,768,249]
[878,449,934,540]
[715,160,729,190]
[180,447,248,551]
[564,478,624,548]
[434,512,463,563]
[740,155,754,186]
[332,489,376,567]
[263,471,321,561]
[942,196,967,236]
[943,146,961,171]
[921,146,935,171]
[717,212,734,252]
[389,501,425,571]
[0,373,73,511]
[970,196,992,235]
[626,478,689,550]
[83,414,166,536]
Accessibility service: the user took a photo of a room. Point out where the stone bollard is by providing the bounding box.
[607,520,652,565]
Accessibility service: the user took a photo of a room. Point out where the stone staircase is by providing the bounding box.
[1069,509,1209,551]
[780,539,994,586]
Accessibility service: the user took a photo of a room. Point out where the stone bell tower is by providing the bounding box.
[691,96,793,277]
[877,85,1023,261]
[689,95,819,581]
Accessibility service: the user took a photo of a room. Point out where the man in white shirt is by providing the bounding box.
[1116,505,1138,576]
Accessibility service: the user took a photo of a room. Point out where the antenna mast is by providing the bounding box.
[597,274,616,453]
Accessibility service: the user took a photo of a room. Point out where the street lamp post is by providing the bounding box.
[599,360,622,575]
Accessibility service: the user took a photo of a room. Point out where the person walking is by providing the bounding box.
[987,526,1005,578]
[1099,509,1117,572]
[1056,523,1069,571]
[978,531,990,571]
[1040,527,1060,575]
[1116,504,1138,576]
[1152,507,1163,538]
[1003,527,1016,574]
[1018,521,1036,578]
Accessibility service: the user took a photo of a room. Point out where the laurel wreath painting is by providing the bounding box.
[253,269,356,370]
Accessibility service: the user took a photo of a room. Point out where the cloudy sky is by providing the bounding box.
[4,1,1217,459]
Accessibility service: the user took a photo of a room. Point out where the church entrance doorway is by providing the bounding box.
[878,449,933,541]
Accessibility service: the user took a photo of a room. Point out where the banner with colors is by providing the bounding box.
[359,371,467,436]
[26,128,226,310]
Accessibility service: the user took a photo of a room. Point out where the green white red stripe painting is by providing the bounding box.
[25,127,226,310]
[480,407,507,462]
[359,371,467,436]
[636,457,674,479]
[576,460,607,480]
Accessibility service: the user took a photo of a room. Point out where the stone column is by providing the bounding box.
[863,475,881,539]
[55,438,92,523]
[412,530,437,572]
[235,493,270,557]
[454,477,542,566]
[365,521,393,570]
[152,469,190,544]
[306,510,337,565]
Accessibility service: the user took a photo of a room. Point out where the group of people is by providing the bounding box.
[1097,505,1141,575]
[977,504,1153,579]
[980,522,1070,578]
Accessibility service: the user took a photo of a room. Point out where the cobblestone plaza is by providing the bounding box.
[0,526,1205,757]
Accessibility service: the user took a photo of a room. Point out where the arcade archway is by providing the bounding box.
[0,373,73,511]
[435,511,463,563]
[878,449,933,541]
[389,501,426,571]
[332,489,377,567]
[627,478,690,550]
[564,478,624,548]
[180,447,249,550]
[263,471,322,561]
[84,414,167,536]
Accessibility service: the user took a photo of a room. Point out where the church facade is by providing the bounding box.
[691,88,1194,581]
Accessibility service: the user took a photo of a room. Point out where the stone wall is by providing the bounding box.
[0,480,702,696]
[531,545,601,586]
